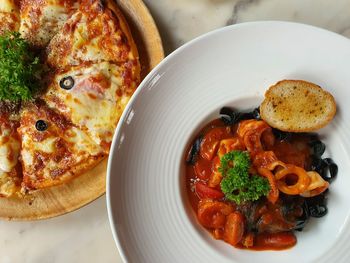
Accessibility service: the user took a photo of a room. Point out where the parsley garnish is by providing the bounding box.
[219,150,270,204]
[0,32,42,101]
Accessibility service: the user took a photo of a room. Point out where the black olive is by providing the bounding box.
[309,140,326,157]
[59,76,75,90]
[35,120,48,131]
[186,136,202,165]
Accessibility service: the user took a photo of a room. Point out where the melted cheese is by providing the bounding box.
[0,0,19,35]
[19,105,104,189]
[20,0,78,47]
[47,0,137,68]
[44,62,132,149]
[0,0,17,12]
[0,119,21,197]
[0,125,20,173]
[64,127,103,156]
[0,170,20,197]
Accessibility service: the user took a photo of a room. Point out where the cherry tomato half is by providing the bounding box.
[195,182,224,200]
[194,158,212,180]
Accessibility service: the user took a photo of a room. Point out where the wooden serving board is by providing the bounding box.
[0,0,164,221]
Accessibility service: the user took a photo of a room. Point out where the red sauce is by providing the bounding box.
[185,118,313,251]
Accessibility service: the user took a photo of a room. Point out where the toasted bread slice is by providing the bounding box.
[260,80,336,132]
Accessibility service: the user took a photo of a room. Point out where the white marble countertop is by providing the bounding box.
[2,0,350,262]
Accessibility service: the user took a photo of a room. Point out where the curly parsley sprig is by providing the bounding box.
[219,150,270,204]
[0,32,42,102]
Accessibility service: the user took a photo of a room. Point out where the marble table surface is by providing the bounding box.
[2,0,350,262]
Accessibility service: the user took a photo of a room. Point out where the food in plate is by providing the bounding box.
[185,81,337,250]
[260,80,336,132]
[0,0,140,197]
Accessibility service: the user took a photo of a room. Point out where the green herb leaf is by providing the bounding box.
[219,150,270,204]
[0,31,42,102]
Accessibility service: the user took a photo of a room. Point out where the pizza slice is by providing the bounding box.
[18,101,105,190]
[0,114,22,197]
[43,61,138,153]
[19,0,79,47]
[46,0,139,71]
[0,0,20,35]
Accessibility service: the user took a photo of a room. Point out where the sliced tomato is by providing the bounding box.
[194,158,212,180]
[255,232,297,249]
[195,182,224,200]
[200,127,230,161]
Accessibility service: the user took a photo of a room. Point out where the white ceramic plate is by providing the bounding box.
[107,21,350,263]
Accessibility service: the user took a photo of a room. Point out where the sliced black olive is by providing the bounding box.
[309,140,326,157]
[59,76,75,90]
[35,120,48,131]
[186,136,202,165]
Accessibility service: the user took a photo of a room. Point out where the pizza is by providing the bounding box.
[46,0,139,68]
[0,0,140,196]
[43,62,138,152]
[18,102,105,190]
[0,0,20,35]
[20,0,79,47]
[0,114,21,197]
